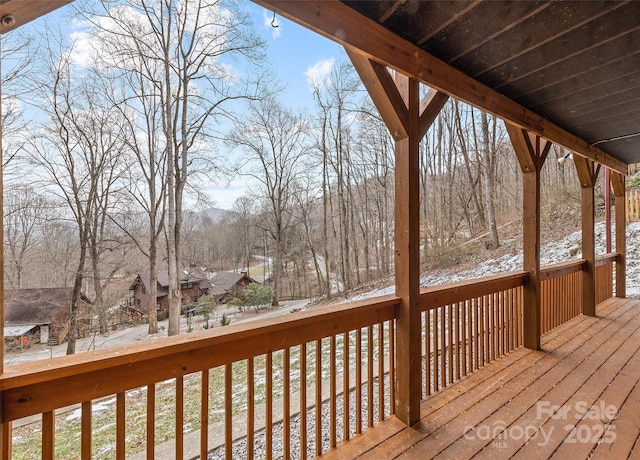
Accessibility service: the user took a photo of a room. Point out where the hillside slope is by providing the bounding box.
[350,221,640,300]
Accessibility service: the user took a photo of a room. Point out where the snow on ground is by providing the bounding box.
[350,221,640,300]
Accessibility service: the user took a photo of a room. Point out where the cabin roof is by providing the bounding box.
[4,287,90,326]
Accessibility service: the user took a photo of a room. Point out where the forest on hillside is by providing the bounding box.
[1,0,602,350]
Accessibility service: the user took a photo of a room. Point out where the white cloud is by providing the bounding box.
[304,58,334,91]
[262,9,281,39]
[202,178,255,209]
[68,29,95,68]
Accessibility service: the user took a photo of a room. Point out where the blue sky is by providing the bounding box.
[253,6,344,111]
[15,1,345,210]
[205,3,345,209]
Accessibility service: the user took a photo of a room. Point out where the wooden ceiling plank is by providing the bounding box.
[256,0,627,175]
[473,1,629,81]
[502,27,640,99]
[447,1,554,63]
[416,0,483,46]
[535,84,640,120]
[528,64,640,111]
[346,48,408,139]
[378,0,405,23]
[571,106,640,131]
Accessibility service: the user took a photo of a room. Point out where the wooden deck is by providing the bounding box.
[325,297,640,459]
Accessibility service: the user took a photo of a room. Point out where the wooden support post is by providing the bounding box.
[348,50,447,426]
[1,423,10,460]
[611,171,626,298]
[506,125,550,350]
[574,157,599,316]
[0,45,6,458]
[521,167,541,350]
[393,74,421,425]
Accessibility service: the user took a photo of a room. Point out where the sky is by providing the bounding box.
[204,4,346,209]
[11,0,346,210]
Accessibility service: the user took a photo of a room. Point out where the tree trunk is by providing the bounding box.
[480,112,500,249]
[148,242,159,334]
[454,102,485,233]
[91,239,107,334]
[272,230,281,306]
[322,142,332,297]
[66,242,87,355]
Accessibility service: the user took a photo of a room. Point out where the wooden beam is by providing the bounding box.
[43,411,55,460]
[508,126,537,173]
[611,171,626,298]
[505,123,548,350]
[349,49,446,427]
[255,0,628,175]
[419,90,449,139]
[574,157,597,316]
[393,74,421,426]
[347,49,408,139]
[0,0,73,33]
[348,50,449,142]
[0,20,4,377]
[611,170,626,197]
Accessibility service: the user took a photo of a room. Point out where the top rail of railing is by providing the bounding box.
[0,295,399,421]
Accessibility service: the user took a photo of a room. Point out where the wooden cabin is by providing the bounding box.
[130,270,258,317]
[4,288,93,346]
[0,1,638,459]
[130,270,212,317]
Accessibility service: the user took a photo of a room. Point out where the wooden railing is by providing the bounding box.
[0,296,398,460]
[596,253,617,305]
[540,259,583,334]
[626,189,640,222]
[0,254,622,458]
[419,272,526,396]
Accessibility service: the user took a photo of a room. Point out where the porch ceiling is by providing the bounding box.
[343,0,640,166]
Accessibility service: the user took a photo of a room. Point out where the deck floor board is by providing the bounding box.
[325,297,640,460]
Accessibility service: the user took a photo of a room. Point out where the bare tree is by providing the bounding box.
[106,68,168,335]
[29,43,125,354]
[351,106,395,281]
[79,0,268,335]
[453,101,485,236]
[289,179,325,294]
[1,31,38,175]
[228,195,258,274]
[229,98,311,306]
[3,186,54,288]
[475,110,500,249]
[311,60,362,294]
[38,221,78,288]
